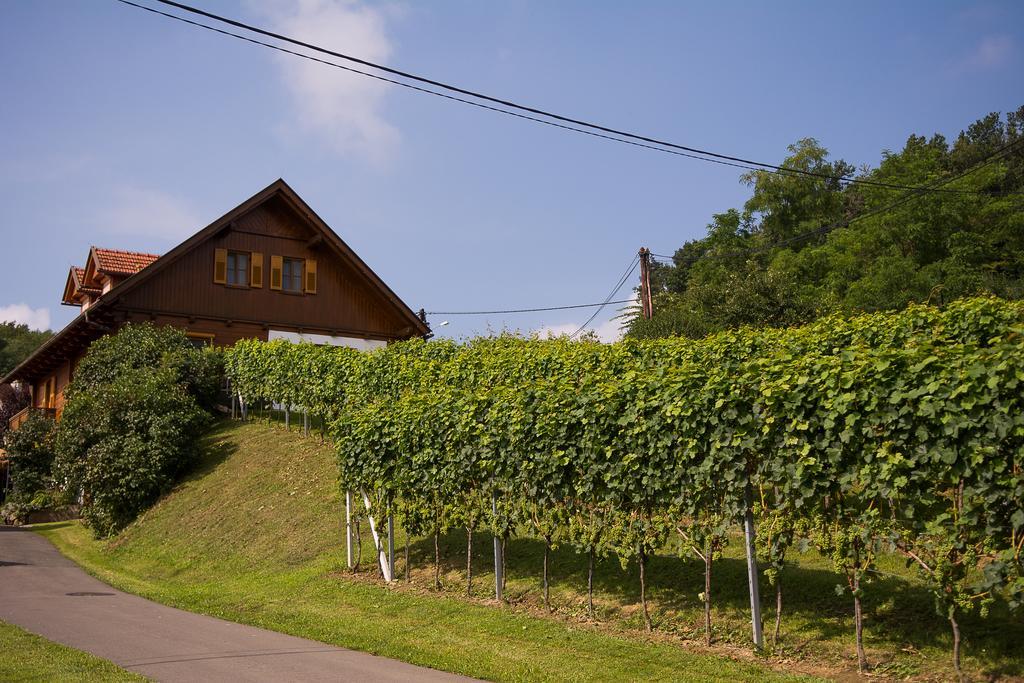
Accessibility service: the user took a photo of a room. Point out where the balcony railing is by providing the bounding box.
[7,406,56,433]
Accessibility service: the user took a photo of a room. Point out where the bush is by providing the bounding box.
[54,324,220,537]
[3,410,56,499]
[69,324,224,410]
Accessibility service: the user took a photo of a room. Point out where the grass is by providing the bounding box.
[0,619,147,682]
[34,418,1024,681]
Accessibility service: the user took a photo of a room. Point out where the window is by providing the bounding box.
[227,251,250,286]
[282,257,304,292]
[186,332,215,348]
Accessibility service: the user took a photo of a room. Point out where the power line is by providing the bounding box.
[421,139,1019,329]
[570,256,640,339]
[121,0,1010,197]
[112,0,776,174]
[650,137,1024,266]
[427,299,635,316]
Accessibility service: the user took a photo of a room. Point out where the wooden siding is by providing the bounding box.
[120,313,269,347]
[115,196,411,340]
[32,359,73,417]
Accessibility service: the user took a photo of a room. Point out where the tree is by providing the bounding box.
[0,382,30,444]
[628,107,1024,339]
[0,322,52,377]
[53,324,220,537]
[3,410,56,499]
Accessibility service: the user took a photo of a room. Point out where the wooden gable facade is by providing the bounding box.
[4,179,428,423]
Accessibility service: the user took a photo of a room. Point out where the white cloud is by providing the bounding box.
[0,304,51,331]
[953,35,1014,73]
[258,0,400,164]
[97,186,200,240]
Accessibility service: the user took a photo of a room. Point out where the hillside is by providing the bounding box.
[36,420,813,683]
[35,417,1024,681]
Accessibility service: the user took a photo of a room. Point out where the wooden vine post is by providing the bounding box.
[361,489,393,582]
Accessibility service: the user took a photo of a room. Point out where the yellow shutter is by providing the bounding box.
[270,255,283,290]
[304,259,317,294]
[251,252,264,288]
[214,248,227,284]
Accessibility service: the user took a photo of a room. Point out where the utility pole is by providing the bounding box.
[638,247,654,320]
[417,308,433,340]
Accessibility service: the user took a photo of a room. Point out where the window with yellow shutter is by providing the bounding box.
[282,257,304,292]
[270,255,283,290]
[304,259,317,294]
[214,249,227,284]
[227,251,250,286]
[251,252,264,288]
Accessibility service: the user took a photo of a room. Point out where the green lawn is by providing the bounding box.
[34,419,1024,681]
[0,619,146,682]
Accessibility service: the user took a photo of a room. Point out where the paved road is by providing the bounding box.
[0,526,477,682]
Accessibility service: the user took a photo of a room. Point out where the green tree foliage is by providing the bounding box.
[631,107,1024,339]
[0,322,52,377]
[227,297,1024,678]
[3,410,56,499]
[0,382,31,444]
[54,324,220,537]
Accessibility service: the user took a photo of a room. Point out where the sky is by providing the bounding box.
[1,0,1022,341]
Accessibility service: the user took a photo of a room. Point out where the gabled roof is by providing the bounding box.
[64,248,156,306]
[92,248,160,277]
[100,178,429,336]
[61,267,101,306]
[80,247,160,289]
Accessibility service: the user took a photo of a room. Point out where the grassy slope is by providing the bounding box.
[35,419,1024,681]
[36,421,804,683]
[0,619,147,682]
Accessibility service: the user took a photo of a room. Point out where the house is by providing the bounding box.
[3,179,430,428]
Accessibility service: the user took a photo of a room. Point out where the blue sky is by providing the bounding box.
[1,0,1021,340]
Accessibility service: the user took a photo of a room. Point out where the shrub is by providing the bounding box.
[3,410,56,499]
[69,324,224,409]
[54,324,220,537]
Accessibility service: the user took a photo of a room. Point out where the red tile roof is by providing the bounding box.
[93,248,160,276]
[71,267,100,295]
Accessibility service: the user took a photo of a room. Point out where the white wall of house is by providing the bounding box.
[267,329,387,351]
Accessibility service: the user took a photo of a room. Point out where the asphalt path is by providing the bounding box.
[0,526,478,682]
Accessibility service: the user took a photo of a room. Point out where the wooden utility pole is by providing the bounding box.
[638,247,654,319]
